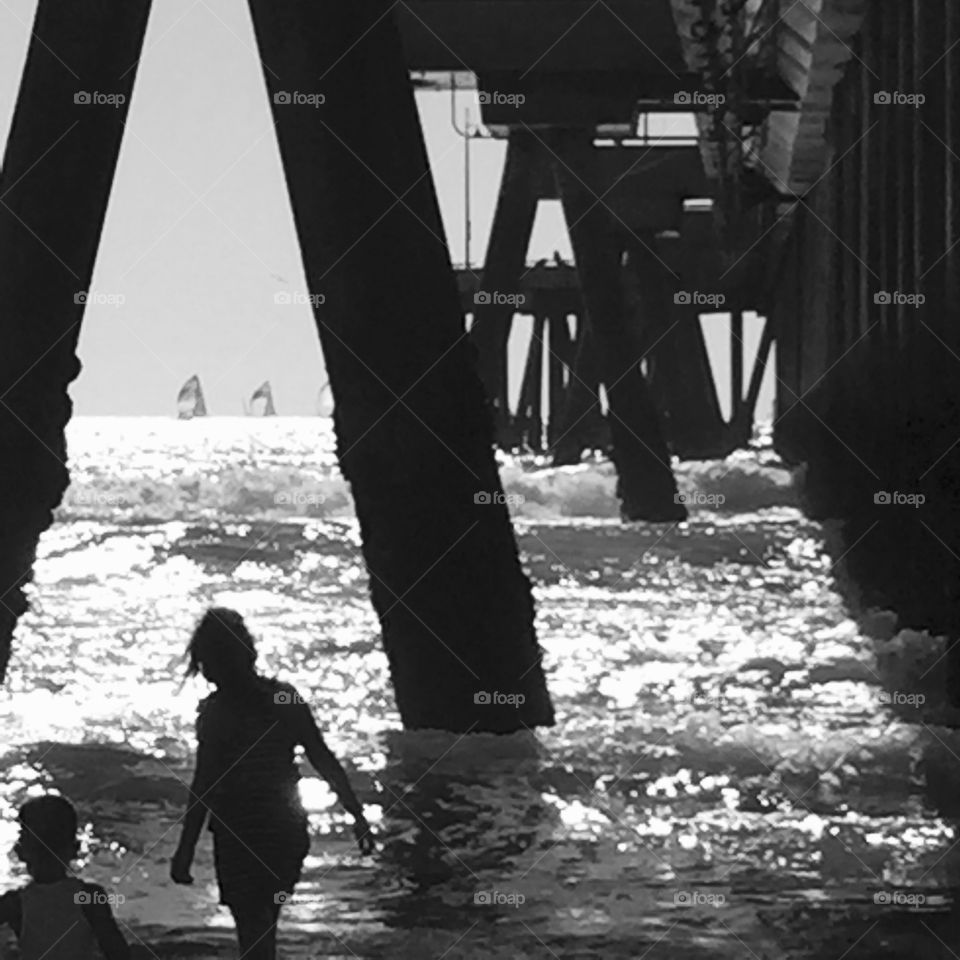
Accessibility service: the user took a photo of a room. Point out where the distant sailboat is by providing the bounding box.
[250,381,277,417]
[177,375,207,420]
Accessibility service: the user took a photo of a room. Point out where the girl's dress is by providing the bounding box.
[196,677,309,907]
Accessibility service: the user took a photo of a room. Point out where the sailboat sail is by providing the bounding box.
[177,375,207,420]
[250,381,277,417]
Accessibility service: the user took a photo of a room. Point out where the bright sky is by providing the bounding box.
[0,0,772,421]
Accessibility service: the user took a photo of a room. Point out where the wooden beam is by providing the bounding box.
[547,315,572,448]
[552,131,685,521]
[398,1,688,74]
[477,69,798,128]
[551,317,605,464]
[471,131,543,439]
[0,0,152,681]
[516,315,546,451]
[731,309,743,420]
[740,316,774,431]
[247,0,554,732]
[623,236,728,458]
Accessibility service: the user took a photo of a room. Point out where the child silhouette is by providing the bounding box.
[171,608,374,959]
[0,794,130,959]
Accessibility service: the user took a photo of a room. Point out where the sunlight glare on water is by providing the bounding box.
[0,417,957,958]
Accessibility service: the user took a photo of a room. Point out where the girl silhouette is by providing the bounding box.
[171,608,374,958]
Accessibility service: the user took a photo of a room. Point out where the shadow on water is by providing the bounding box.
[371,731,549,929]
[300,727,937,960]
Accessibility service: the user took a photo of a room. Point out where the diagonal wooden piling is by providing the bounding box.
[247,0,554,732]
[471,131,543,442]
[622,238,728,459]
[0,0,152,680]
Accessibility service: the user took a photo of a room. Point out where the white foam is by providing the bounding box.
[58,418,798,523]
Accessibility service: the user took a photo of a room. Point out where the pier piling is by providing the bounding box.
[0,0,152,679]
[553,132,685,521]
[247,0,554,732]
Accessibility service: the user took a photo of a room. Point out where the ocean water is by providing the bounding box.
[1,417,958,959]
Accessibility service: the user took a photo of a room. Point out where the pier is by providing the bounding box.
[0,0,958,720]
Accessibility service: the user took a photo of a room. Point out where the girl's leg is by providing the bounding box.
[229,901,281,960]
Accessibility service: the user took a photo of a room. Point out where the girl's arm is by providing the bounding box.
[171,741,217,883]
[79,885,130,960]
[293,703,374,852]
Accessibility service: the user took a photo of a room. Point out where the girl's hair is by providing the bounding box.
[18,795,79,857]
[186,607,258,680]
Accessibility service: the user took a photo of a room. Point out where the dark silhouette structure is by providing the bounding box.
[1,0,959,719]
[0,1,152,685]
[0,0,554,734]
[769,0,960,692]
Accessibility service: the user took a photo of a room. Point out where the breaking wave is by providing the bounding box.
[57,417,799,523]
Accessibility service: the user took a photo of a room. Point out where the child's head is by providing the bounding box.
[186,607,258,689]
[15,795,80,877]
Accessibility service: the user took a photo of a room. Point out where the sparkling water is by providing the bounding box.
[0,417,955,958]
